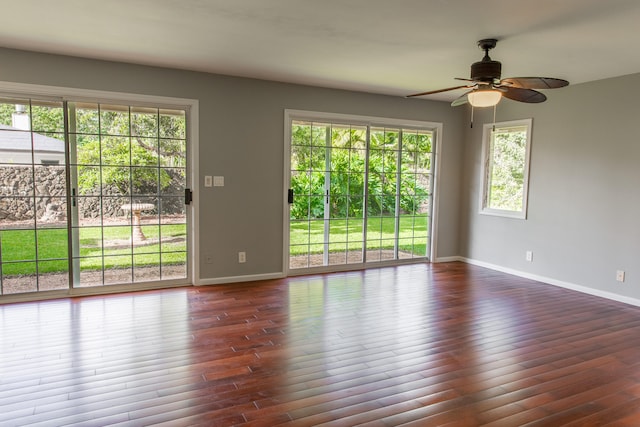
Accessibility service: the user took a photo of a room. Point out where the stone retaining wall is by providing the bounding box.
[0,165,183,222]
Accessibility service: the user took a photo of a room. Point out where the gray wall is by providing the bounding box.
[1,47,637,302]
[0,48,465,281]
[460,72,640,299]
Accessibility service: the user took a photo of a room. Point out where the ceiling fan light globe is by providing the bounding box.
[467,90,502,107]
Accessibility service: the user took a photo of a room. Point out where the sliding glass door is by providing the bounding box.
[0,96,190,296]
[287,113,436,272]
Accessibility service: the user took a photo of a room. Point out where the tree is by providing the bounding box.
[488,129,526,211]
[290,122,431,220]
[0,101,185,196]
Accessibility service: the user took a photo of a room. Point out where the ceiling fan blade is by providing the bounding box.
[501,77,569,89]
[451,91,471,107]
[406,85,471,98]
[501,87,547,103]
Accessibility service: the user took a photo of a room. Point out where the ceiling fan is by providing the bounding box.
[407,39,569,107]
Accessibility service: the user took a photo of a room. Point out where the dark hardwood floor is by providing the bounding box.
[2,262,640,426]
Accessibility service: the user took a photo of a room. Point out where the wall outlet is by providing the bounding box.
[525,251,533,262]
[616,270,625,282]
[205,255,212,264]
[238,251,246,263]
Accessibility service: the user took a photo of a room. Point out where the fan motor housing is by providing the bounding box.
[471,60,501,82]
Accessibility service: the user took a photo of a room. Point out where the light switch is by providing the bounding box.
[213,176,224,187]
[204,175,212,187]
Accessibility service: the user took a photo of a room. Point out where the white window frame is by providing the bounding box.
[479,118,532,219]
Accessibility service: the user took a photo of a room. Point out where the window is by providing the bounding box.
[480,119,532,219]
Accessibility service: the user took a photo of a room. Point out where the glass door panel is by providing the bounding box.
[69,103,188,288]
[0,98,69,294]
[366,127,400,262]
[289,121,368,269]
[398,129,433,259]
[289,121,326,268]
[328,126,366,265]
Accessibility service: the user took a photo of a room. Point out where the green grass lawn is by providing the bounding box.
[2,215,428,277]
[1,224,186,276]
[290,214,428,256]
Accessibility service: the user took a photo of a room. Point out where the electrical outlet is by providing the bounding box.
[525,251,533,262]
[238,251,246,263]
[205,255,212,264]
[616,270,625,282]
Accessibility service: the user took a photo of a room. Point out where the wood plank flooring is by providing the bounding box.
[2,262,640,426]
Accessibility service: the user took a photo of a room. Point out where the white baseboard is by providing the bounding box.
[433,256,463,263]
[196,272,285,286]
[460,257,640,308]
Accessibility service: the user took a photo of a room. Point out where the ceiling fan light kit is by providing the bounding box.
[467,88,502,107]
[407,38,569,109]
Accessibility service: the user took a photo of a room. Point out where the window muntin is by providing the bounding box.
[480,119,532,219]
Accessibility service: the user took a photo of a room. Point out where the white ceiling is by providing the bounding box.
[3,0,640,101]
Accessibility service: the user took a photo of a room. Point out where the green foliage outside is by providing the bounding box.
[74,106,185,194]
[290,123,432,220]
[0,102,186,195]
[487,127,527,211]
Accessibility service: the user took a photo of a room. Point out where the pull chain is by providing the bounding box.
[470,105,474,128]
[492,104,496,131]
